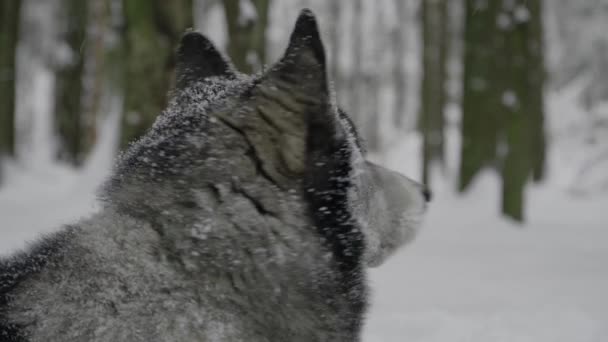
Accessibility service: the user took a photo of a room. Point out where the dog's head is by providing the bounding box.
[337,108,429,267]
[103,9,428,268]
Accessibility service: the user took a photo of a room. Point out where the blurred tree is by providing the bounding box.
[362,1,381,151]
[328,0,342,94]
[223,0,270,73]
[460,0,546,221]
[121,0,193,147]
[80,0,105,154]
[54,0,88,165]
[52,0,127,164]
[500,0,545,220]
[459,0,500,192]
[0,0,21,173]
[392,0,409,129]
[527,0,546,182]
[350,0,364,129]
[420,0,448,185]
[80,0,122,155]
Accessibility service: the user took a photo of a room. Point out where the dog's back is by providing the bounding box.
[3,208,363,341]
[1,229,75,341]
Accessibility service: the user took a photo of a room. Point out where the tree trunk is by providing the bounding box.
[80,0,110,157]
[363,1,381,152]
[460,0,545,221]
[392,0,409,129]
[223,0,270,73]
[458,0,501,191]
[528,0,546,182]
[54,0,88,165]
[121,0,193,148]
[329,0,342,98]
[420,0,447,186]
[0,0,21,170]
[500,0,545,221]
[350,0,364,131]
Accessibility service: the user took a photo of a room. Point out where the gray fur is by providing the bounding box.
[1,9,427,342]
[351,161,427,267]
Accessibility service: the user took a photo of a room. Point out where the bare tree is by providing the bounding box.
[0,0,22,179]
[53,0,87,165]
[350,0,364,132]
[392,0,409,128]
[500,0,546,220]
[362,1,381,151]
[420,0,448,185]
[459,0,501,192]
[460,0,546,221]
[223,0,271,73]
[328,0,342,96]
[528,0,546,182]
[121,0,193,147]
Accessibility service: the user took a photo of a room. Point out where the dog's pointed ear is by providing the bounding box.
[175,31,235,88]
[263,9,328,97]
[240,9,340,179]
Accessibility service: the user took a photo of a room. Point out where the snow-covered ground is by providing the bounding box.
[360,89,608,341]
[364,172,608,341]
[0,109,119,254]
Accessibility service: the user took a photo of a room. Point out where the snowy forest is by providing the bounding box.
[1,1,607,341]
[1,0,607,220]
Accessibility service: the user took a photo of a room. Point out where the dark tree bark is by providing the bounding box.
[80,0,105,152]
[54,0,88,165]
[223,0,270,73]
[350,0,364,131]
[363,2,381,152]
[329,0,342,94]
[420,0,447,185]
[79,0,116,158]
[527,0,546,182]
[121,0,193,148]
[500,0,545,221]
[459,0,501,192]
[0,0,21,170]
[460,0,546,221]
[392,0,409,128]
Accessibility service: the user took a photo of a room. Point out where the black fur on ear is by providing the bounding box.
[175,31,235,87]
[283,9,326,70]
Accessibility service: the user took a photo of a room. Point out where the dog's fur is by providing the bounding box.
[0,10,427,341]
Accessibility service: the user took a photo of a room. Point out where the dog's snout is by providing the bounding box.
[422,187,432,203]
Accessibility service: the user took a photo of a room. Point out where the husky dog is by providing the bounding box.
[0,10,429,342]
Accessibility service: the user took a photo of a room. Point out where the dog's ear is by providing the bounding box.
[249,10,337,175]
[263,8,328,98]
[210,10,338,186]
[175,31,235,88]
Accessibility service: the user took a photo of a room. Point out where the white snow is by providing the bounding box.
[362,170,608,341]
[501,90,518,108]
[351,104,608,340]
[237,0,258,27]
[496,13,513,31]
[0,105,120,254]
[514,5,531,23]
